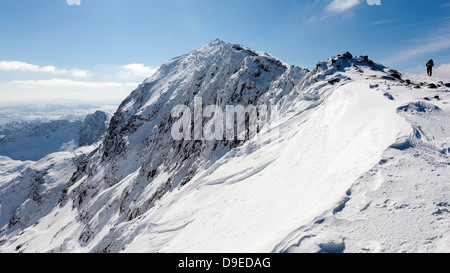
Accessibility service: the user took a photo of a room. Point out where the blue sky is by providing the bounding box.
[1,0,450,104]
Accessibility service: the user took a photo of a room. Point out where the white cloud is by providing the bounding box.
[394,36,450,63]
[383,24,450,67]
[40,65,60,74]
[0,61,159,104]
[120,63,158,78]
[309,0,361,22]
[0,78,139,103]
[434,63,450,79]
[0,61,40,72]
[0,61,90,77]
[371,19,395,26]
[325,0,361,13]
[70,69,91,78]
[6,78,136,88]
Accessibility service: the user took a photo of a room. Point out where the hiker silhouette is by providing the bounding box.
[427,59,434,77]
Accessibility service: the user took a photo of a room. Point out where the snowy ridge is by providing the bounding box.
[0,40,449,253]
[0,119,81,161]
[0,110,111,161]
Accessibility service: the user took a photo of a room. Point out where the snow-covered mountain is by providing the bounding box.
[0,40,449,253]
[0,110,111,161]
[76,111,110,147]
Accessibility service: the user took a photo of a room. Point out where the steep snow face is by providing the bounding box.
[0,40,449,253]
[117,81,411,253]
[61,39,311,229]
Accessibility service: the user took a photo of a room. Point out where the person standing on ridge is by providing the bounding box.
[427,59,434,77]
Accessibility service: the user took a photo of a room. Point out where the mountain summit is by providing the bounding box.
[1,40,449,253]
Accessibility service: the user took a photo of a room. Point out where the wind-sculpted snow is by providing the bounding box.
[0,40,449,253]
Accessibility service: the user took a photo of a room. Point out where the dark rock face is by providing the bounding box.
[76,111,110,147]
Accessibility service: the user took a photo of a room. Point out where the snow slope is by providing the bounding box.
[0,40,449,253]
[119,81,411,253]
[277,82,450,253]
[0,156,32,187]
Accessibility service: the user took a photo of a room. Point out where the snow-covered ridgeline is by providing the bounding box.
[0,40,449,253]
[0,110,111,161]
